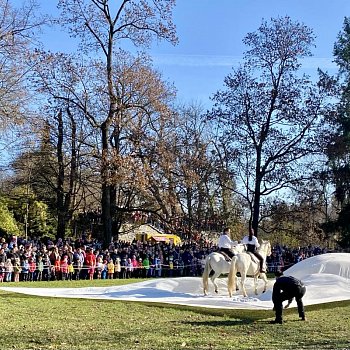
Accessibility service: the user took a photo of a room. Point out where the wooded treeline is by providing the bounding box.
[0,1,349,249]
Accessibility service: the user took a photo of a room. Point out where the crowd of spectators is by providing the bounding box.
[265,244,329,272]
[0,234,330,283]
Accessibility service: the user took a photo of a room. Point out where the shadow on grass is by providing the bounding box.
[142,298,350,327]
[181,318,258,327]
[142,301,272,321]
[0,290,34,299]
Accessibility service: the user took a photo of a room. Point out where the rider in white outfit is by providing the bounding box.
[242,228,265,272]
[241,233,260,249]
[218,227,238,259]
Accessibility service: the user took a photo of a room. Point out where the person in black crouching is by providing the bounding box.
[270,271,306,324]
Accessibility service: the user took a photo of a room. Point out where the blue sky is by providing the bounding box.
[148,0,350,106]
[33,1,350,106]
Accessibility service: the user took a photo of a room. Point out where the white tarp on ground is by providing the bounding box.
[1,253,350,310]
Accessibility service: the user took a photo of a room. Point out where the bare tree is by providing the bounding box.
[55,0,177,244]
[209,17,331,237]
[32,48,176,240]
[0,0,46,128]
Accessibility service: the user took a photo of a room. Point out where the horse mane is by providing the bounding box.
[258,240,271,256]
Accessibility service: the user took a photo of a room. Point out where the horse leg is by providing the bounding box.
[253,275,259,295]
[210,272,221,294]
[240,272,248,297]
[260,272,268,293]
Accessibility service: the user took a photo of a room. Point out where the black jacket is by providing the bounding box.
[272,275,304,302]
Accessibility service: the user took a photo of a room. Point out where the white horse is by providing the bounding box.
[227,240,272,298]
[202,244,245,295]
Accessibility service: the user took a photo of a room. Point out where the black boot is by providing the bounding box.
[270,319,283,324]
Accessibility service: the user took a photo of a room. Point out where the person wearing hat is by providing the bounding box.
[271,271,307,324]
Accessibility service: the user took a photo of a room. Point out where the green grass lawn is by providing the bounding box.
[0,279,349,350]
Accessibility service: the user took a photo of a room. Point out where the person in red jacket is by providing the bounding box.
[85,248,96,280]
[60,256,69,280]
[28,258,36,281]
[88,262,95,280]
[54,258,61,280]
[131,255,139,278]
[137,258,143,278]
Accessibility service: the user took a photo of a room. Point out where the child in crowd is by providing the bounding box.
[137,258,143,278]
[54,258,61,281]
[22,258,29,282]
[68,261,74,280]
[114,258,121,279]
[126,258,133,279]
[131,255,138,277]
[107,259,114,279]
[60,256,69,280]
[28,258,36,281]
[13,258,22,282]
[43,255,51,281]
[168,256,174,277]
[88,262,95,280]
[96,256,104,279]
[142,256,150,278]
[101,260,107,279]
[37,256,44,281]
[5,259,13,282]
[0,262,5,282]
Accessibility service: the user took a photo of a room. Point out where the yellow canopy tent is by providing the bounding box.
[136,232,181,245]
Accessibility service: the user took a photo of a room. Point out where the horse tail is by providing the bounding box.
[202,256,211,295]
[227,255,238,297]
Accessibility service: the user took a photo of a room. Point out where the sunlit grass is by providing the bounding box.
[0,278,349,350]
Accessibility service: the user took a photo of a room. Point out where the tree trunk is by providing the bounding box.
[252,177,261,237]
[252,146,263,237]
[56,109,66,239]
[56,108,77,240]
[101,121,112,245]
[186,187,193,237]
[64,108,77,231]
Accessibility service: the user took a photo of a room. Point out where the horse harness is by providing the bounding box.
[218,250,232,261]
[218,248,260,264]
[246,251,260,264]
